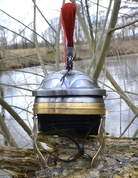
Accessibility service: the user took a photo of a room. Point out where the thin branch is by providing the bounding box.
[10,105,32,114]
[133,127,138,138]
[98,79,138,111]
[4,95,32,98]
[0,170,12,176]
[0,114,18,148]
[0,25,34,45]
[87,0,113,75]
[55,0,65,71]
[103,66,138,114]
[89,0,127,16]
[0,97,32,136]
[0,83,32,92]
[8,22,33,45]
[0,68,44,78]
[33,0,48,77]
[109,19,138,33]
[119,112,138,138]
[9,120,33,146]
[0,97,43,149]
[95,0,99,49]
[0,8,55,50]
[85,0,95,48]
[32,0,56,33]
[71,0,93,56]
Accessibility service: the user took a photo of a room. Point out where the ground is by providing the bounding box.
[34,137,138,178]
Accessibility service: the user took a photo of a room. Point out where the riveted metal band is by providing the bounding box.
[33,103,105,115]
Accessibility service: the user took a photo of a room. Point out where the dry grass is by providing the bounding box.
[0,47,56,69]
[108,39,138,56]
[1,39,138,69]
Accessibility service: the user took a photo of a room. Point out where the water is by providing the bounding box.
[0,54,138,148]
[103,54,138,137]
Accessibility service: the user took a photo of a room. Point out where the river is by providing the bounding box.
[0,54,138,151]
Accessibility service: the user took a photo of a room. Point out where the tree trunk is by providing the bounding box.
[87,0,113,75]
[33,0,48,77]
[0,115,18,148]
[92,0,121,81]
[55,0,64,72]
[0,97,43,149]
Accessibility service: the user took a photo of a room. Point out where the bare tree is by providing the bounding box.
[32,0,48,76]
[0,27,7,57]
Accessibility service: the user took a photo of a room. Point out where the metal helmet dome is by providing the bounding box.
[32,70,106,134]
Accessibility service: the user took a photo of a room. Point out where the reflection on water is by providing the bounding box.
[0,54,138,150]
[103,54,138,137]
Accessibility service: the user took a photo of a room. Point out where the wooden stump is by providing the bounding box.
[0,146,40,177]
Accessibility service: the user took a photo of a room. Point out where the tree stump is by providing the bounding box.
[0,146,40,177]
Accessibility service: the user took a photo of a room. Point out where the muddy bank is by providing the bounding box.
[108,39,138,56]
[1,39,138,69]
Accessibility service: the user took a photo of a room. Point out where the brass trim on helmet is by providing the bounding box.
[33,103,105,115]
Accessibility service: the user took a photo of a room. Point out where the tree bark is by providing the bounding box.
[33,0,48,77]
[92,0,121,81]
[0,146,40,177]
[0,97,43,149]
[75,2,93,57]
[87,0,113,75]
[55,0,65,72]
[0,115,18,148]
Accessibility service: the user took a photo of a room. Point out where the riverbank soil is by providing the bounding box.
[34,136,138,178]
[1,39,138,69]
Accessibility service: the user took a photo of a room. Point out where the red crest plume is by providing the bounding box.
[61,3,76,67]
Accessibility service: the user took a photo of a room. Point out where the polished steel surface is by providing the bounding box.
[33,70,106,97]
[35,96,104,103]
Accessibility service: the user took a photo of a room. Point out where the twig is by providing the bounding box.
[32,0,56,33]
[109,19,138,33]
[33,0,48,77]
[119,112,138,138]
[0,8,55,50]
[0,83,32,92]
[0,25,34,45]
[0,114,18,148]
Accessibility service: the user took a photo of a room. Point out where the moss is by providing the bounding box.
[104,147,116,154]
[104,145,137,154]
[117,147,137,153]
